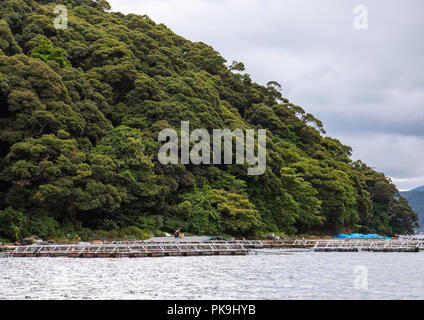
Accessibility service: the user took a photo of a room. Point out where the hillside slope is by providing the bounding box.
[0,0,418,241]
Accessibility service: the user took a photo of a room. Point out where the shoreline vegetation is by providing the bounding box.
[0,0,418,244]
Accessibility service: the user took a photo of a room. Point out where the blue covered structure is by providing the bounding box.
[333,233,391,240]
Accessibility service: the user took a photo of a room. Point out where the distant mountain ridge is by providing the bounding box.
[401,186,424,229]
[410,186,424,192]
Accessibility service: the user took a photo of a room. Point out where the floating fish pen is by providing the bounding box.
[255,239,424,252]
[8,242,248,258]
[311,239,424,252]
[261,239,318,249]
[5,239,424,258]
[113,239,264,249]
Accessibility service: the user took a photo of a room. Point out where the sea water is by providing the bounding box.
[0,250,423,300]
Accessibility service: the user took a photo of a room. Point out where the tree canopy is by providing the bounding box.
[0,0,417,241]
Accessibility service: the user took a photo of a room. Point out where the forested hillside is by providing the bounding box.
[0,0,418,242]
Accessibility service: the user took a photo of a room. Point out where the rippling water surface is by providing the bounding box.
[1,250,423,300]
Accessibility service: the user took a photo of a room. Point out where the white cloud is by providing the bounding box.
[343,133,424,191]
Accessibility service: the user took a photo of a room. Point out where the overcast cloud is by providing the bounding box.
[108,0,424,191]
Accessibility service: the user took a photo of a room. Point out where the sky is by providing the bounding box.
[107,0,424,191]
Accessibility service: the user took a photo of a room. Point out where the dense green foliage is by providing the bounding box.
[0,0,418,241]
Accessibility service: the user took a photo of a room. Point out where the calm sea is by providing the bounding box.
[1,250,423,300]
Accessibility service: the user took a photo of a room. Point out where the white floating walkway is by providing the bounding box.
[9,241,248,258]
[5,239,424,258]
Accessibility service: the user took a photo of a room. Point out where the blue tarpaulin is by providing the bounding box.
[333,233,391,240]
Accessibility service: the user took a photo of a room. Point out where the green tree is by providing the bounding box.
[31,39,69,68]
